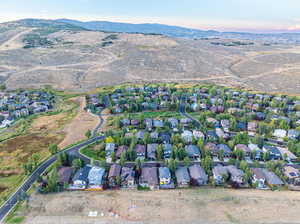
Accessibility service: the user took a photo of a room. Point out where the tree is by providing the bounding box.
[183,156,190,167]
[218,149,224,161]
[239,160,248,172]
[46,167,58,192]
[49,144,58,155]
[201,156,213,176]
[111,151,116,162]
[85,129,92,139]
[99,160,107,169]
[32,153,40,167]
[72,158,83,169]
[167,158,177,174]
[157,145,163,161]
[119,151,127,167]
[90,158,96,166]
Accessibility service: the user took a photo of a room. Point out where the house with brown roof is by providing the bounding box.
[116,145,128,159]
[108,164,122,188]
[139,167,159,190]
[58,167,74,186]
[135,144,146,159]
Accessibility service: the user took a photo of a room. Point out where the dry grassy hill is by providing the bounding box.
[1,20,300,94]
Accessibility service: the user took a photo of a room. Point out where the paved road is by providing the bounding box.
[0,113,104,223]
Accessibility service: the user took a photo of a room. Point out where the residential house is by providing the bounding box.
[221,119,230,132]
[213,165,228,185]
[159,132,171,143]
[71,165,92,189]
[135,144,146,159]
[288,129,300,140]
[226,165,245,187]
[205,142,218,156]
[217,144,232,157]
[193,130,205,140]
[87,166,106,190]
[262,169,284,187]
[159,167,174,189]
[121,167,136,188]
[247,121,258,133]
[189,164,208,186]
[181,130,193,143]
[58,167,74,186]
[185,145,201,160]
[116,145,128,159]
[277,147,297,162]
[153,119,164,128]
[144,118,153,130]
[105,143,115,162]
[235,144,251,157]
[283,166,300,185]
[263,145,282,160]
[215,128,230,140]
[273,129,287,139]
[168,118,178,129]
[147,144,158,160]
[136,131,145,140]
[251,168,267,189]
[175,167,190,188]
[248,143,263,160]
[139,167,159,190]
[108,164,122,188]
[163,144,172,159]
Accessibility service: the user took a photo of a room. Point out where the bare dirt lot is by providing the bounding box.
[21,188,300,224]
[58,97,99,149]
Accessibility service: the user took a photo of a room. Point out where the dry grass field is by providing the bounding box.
[1,21,300,94]
[17,188,300,224]
[0,96,98,205]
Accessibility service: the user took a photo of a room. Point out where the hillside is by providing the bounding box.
[0,19,300,94]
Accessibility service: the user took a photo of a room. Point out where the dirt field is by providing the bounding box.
[58,97,99,149]
[19,188,300,224]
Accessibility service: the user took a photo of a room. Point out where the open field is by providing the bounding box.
[18,188,300,224]
[1,20,300,94]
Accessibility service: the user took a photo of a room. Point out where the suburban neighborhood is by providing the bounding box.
[37,84,300,194]
[0,90,54,128]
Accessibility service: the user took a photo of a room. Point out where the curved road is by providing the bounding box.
[0,111,105,223]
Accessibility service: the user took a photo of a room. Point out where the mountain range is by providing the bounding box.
[56,18,300,43]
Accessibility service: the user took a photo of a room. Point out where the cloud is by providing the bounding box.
[288,24,300,31]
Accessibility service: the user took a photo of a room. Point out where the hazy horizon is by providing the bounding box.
[1,0,300,33]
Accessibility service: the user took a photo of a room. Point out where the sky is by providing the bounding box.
[1,0,300,33]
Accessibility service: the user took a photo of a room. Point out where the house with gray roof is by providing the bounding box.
[262,169,284,187]
[189,164,208,186]
[226,165,245,187]
[213,165,228,185]
[251,168,267,189]
[121,167,136,189]
[175,167,190,188]
[147,144,158,161]
[159,167,174,189]
[185,145,201,160]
